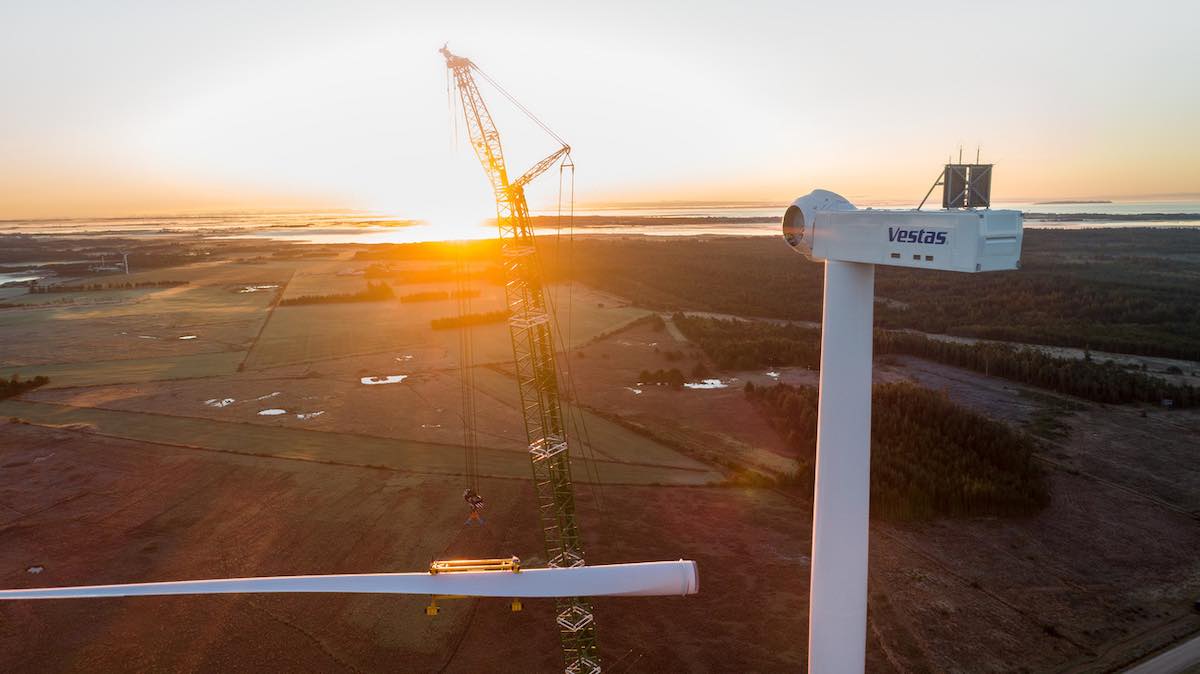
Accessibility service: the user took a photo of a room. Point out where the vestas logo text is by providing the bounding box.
[888,228,948,245]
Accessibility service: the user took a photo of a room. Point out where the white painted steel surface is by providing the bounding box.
[807,260,875,674]
[783,190,1022,272]
[0,561,698,601]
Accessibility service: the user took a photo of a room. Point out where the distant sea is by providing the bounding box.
[3,200,1199,245]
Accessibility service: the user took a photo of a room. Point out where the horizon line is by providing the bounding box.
[5,192,1200,223]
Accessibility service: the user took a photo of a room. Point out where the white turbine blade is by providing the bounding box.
[0,560,698,601]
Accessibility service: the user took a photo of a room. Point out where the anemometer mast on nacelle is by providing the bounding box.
[783,166,1022,674]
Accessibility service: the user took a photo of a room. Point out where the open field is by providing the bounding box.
[1,234,1198,671]
[2,375,1197,671]
[0,421,821,673]
[0,284,276,368]
[0,400,714,486]
[545,310,1200,669]
[244,282,645,371]
[2,250,647,386]
[17,358,712,480]
[861,369,1200,672]
[0,352,246,390]
[560,318,799,477]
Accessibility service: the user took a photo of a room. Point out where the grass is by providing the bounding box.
[0,287,161,307]
[469,366,716,473]
[0,351,246,388]
[0,399,717,485]
[243,283,650,370]
[1018,388,1086,442]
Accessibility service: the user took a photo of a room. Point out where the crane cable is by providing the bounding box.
[468,62,607,508]
[472,65,569,148]
[449,77,479,494]
[456,241,480,492]
[543,156,606,511]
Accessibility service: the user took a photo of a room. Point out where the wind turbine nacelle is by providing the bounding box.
[782,190,1023,272]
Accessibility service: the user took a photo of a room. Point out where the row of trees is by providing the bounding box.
[875,332,1199,408]
[30,280,188,293]
[1,374,49,399]
[362,264,504,285]
[280,281,394,306]
[399,289,481,303]
[430,310,510,330]
[353,240,501,261]
[746,381,1049,520]
[674,314,1198,408]
[637,368,687,388]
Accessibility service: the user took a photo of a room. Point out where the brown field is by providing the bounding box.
[1,239,1198,672]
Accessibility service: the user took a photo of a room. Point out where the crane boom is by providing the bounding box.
[440,46,600,674]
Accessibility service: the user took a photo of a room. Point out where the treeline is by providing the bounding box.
[1,374,49,399]
[353,240,501,261]
[363,264,504,285]
[1026,212,1200,222]
[0,235,279,273]
[280,281,394,306]
[400,289,481,303]
[638,368,686,388]
[747,381,1048,520]
[30,280,188,293]
[676,315,1198,407]
[673,313,820,370]
[523,215,776,227]
[540,230,1200,360]
[875,332,1198,408]
[431,310,510,330]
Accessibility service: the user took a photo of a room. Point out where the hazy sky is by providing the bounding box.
[1,0,1197,221]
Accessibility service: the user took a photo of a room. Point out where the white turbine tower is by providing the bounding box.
[783,163,1022,673]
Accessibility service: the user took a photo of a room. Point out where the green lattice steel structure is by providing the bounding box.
[441,46,599,674]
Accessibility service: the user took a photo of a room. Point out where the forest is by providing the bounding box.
[279,281,394,306]
[1,374,48,400]
[874,331,1198,408]
[541,228,1200,360]
[673,314,821,370]
[674,315,1198,407]
[746,381,1048,520]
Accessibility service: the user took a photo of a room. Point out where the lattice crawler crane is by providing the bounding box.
[440,45,599,674]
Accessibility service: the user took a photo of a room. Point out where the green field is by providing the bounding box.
[469,366,711,472]
[0,282,277,373]
[0,399,720,485]
[243,283,649,370]
[0,286,163,307]
[1,254,687,482]
[0,351,245,389]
